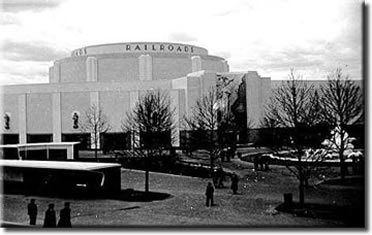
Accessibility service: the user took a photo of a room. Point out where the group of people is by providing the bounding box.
[27,199,72,227]
[205,172,239,207]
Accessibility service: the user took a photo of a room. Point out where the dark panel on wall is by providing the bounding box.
[1,134,19,145]
[27,134,52,143]
[101,133,131,152]
[62,133,91,150]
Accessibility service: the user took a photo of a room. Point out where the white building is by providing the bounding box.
[0,42,271,148]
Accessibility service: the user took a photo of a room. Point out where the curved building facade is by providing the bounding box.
[0,42,270,149]
[50,42,229,83]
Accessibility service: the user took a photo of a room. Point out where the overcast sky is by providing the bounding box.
[0,0,363,85]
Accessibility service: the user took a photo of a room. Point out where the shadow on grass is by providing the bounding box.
[3,182,172,202]
[112,189,172,202]
[276,202,365,227]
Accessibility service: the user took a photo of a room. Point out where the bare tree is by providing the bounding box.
[82,104,111,161]
[319,68,363,180]
[122,90,175,194]
[183,85,240,172]
[263,69,326,206]
[184,87,221,173]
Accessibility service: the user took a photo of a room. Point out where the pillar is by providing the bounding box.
[86,57,98,82]
[52,92,62,142]
[139,54,153,81]
[18,94,27,144]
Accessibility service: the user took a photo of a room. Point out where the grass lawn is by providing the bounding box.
[1,161,364,227]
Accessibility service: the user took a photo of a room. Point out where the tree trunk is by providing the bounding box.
[94,136,98,162]
[339,130,346,181]
[304,177,309,187]
[298,163,305,206]
[95,147,98,162]
[94,133,98,162]
[145,168,149,193]
[297,147,305,206]
[299,178,305,206]
[340,153,346,181]
[145,151,150,194]
[210,149,214,176]
[298,166,305,206]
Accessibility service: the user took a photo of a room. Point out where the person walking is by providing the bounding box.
[212,168,218,187]
[205,182,215,207]
[43,203,56,228]
[57,202,72,227]
[27,199,37,225]
[217,165,225,188]
[231,174,239,194]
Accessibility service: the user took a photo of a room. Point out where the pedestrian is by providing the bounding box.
[43,203,56,228]
[205,182,215,207]
[57,202,72,227]
[226,147,232,162]
[231,174,239,194]
[212,168,218,187]
[27,199,37,225]
[217,165,224,188]
[254,156,259,170]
